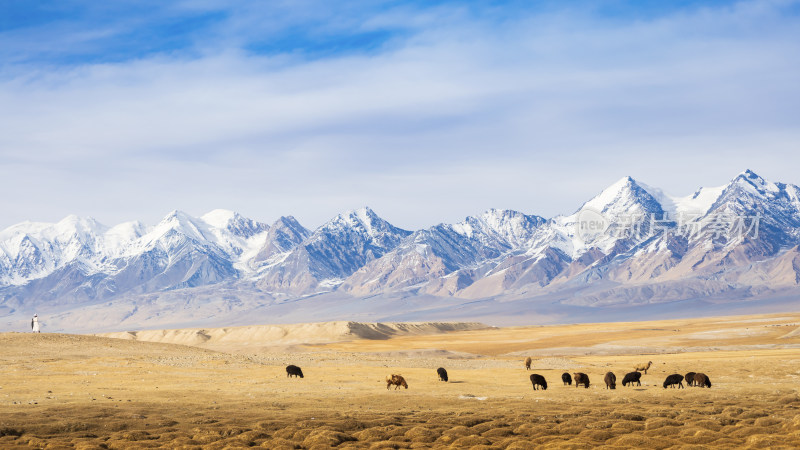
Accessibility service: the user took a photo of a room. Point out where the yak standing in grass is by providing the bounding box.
[561,372,572,386]
[286,365,304,378]
[437,367,449,382]
[663,374,684,389]
[530,374,547,390]
[621,371,641,387]
[685,372,696,387]
[525,357,532,370]
[694,373,712,388]
[573,372,590,388]
[604,372,617,389]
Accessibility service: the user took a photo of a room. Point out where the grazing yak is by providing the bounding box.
[530,374,547,390]
[685,372,696,387]
[437,367,449,382]
[285,365,304,378]
[386,374,408,390]
[663,374,684,389]
[604,372,617,389]
[621,371,642,387]
[693,372,712,388]
[525,357,532,370]
[573,372,590,388]
[634,361,653,374]
[562,372,572,386]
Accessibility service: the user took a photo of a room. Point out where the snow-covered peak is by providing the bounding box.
[737,168,764,181]
[480,208,544,228]
[451,209,544,247]
[729,169,780,196]
[325,206,402,238]
[581,176,634,209]
[248,216,311,267]
[0,215,109,255]
[201,209,239,228]
[55,214,107,235]
[636,170,778,220]
[143,210,209,245]
[200,209,268,238]
[480,208,522,225]
[0,221,50,241]
[271,216,308,234]
[577,176,662,218]
[160,209,194,224]
[701,170,800,229]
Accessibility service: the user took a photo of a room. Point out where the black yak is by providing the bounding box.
[286,365,304,378]
[530,374,547,390]
[561,372,572,386]
[621,371,641,387]
[663,374,684,389]
[437,367,449,382]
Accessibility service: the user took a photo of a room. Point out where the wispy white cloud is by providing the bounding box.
[1,1,799,230]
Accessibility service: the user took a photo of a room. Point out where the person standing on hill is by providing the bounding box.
[31,314,40,333]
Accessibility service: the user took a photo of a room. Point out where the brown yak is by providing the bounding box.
[604,371,617,389]
[386,374,408,390]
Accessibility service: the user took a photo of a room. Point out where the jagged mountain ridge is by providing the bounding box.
[3,170,800,330]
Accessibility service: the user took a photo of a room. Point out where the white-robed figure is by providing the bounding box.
[31,314,40,333]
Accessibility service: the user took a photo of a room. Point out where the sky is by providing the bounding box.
[1,0,799,231]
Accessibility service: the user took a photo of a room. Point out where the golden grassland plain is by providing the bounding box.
[2,312,800,449]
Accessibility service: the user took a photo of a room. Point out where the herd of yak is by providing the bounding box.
[283,358,711,391]
[526,358,711,390]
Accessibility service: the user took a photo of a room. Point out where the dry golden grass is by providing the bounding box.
[2,312,800,449]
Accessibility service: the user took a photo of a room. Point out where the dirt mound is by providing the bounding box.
[96,321,488,349]
[0,332,215,359]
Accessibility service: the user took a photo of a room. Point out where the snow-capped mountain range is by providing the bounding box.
[3,170,800,332]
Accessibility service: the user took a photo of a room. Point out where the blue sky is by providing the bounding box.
[1,0,799,229]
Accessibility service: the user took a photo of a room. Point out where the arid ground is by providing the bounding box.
[2,313,800,449]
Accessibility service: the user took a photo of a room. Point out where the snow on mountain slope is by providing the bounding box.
[201,209,269,239]
[523,175,668,261]
[569,170,800,289]
[249,216,310,270]
[255,207,411,293]
[707,170,800,235]
[445,170,800,299]
[102,221,148,257]
[4,170,800,332]
[0,209,267,299]
[0,215,110,284]
[340,209,545,295]
[456,175,668,297]
[640,182,725,217]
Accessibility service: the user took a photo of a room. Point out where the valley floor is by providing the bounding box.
[1,313,800,448]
